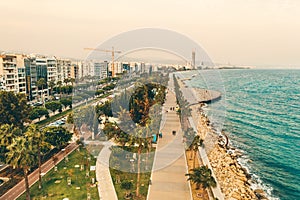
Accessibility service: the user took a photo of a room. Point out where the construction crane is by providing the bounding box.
[84,47,122,77]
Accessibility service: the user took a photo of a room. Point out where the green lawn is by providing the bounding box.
[109,146,155,200]
[18,146,99,200]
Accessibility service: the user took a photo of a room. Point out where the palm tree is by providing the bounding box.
[129,127,148,197]
[0,124,21,162]
[188,135,203,168]
[57,80,62,98]
[185,166,216,190]
[6,135,37,200]
[25,125,50,189]
[64,78,69,86]
[37,78,46,105]
[0,124,18,145]
[69,78,75,87]
[48,80,55,98]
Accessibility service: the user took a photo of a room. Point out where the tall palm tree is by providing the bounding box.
[69,78,75,87]
[0,124,21,162]
[63,78,69,86]
[0,124,18,145]
[57,80,62,98]
[129,127,148,197]
[37,78,46,105]
[6,135,37,200]
[188,135,203,168]
[48,80,55,98]
[25,125,50,189]
[185,166,216,190]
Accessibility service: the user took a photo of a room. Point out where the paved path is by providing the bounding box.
[0,143,78,200]
[147,74,192,200]
[95,141,118,200]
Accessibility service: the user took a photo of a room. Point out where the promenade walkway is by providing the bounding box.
[147,74,192,200]
[0,143,78,200]
[95,141,118,200]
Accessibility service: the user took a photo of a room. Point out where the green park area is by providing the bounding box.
[18,146,99,200]
[109,146,155,200]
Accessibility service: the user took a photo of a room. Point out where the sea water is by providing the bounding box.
[187,69,300,200]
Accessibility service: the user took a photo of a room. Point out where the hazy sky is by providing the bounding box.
[1,0,300,67]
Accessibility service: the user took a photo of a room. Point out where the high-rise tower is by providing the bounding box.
[192,50,195,69]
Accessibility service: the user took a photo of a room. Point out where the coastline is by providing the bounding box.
[190,91,269,200]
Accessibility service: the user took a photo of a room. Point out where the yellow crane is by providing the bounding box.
[84,47,122,77]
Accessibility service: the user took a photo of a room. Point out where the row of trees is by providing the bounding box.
[35,78,75,99]
[29,98,72,121]
[173,74,192,128]
[172,76,217,192]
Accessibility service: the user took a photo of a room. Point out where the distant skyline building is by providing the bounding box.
[1,51,193,102]
[192,50,195,69]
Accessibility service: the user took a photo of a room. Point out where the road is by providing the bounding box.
[0,143,78,200]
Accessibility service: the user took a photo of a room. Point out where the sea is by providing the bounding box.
[185,69,300,200]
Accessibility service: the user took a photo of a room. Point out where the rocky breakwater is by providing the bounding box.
[208,144,258,199]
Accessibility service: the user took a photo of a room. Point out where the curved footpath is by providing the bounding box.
[95,141,118,200]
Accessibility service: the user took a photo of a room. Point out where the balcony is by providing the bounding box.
[3,63,16,69]
[6,75,15,80]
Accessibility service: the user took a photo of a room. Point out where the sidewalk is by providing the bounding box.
[147,75,192,200]
[95,141,118,200]
[0,143,78,200]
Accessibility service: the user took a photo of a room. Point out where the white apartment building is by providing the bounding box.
[56,58,71,83]
[0,54,26,94]
[71,61,84,80]
[114,61,123,75]
[94,61,108,79]
[47,57,57,83]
